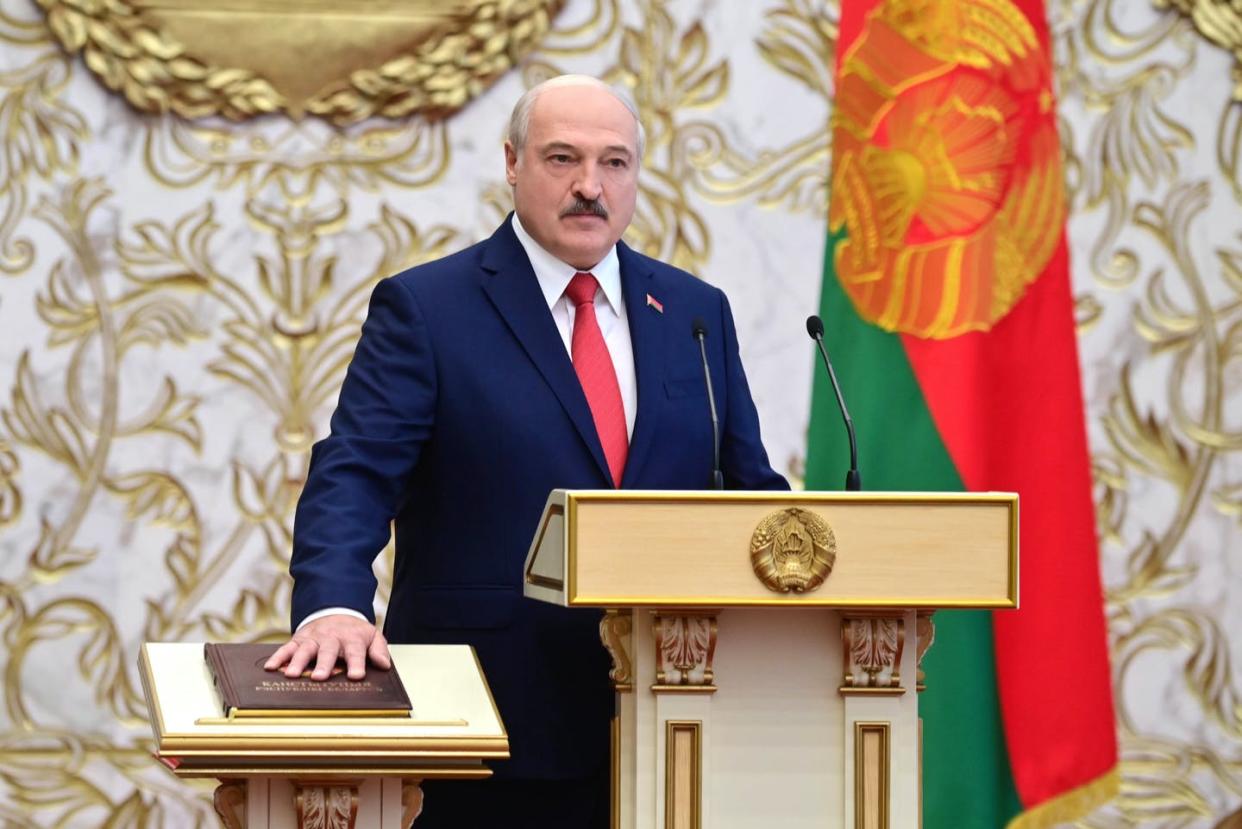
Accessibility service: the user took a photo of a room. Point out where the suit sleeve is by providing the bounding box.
[289,277,437,628]
[717,291,790,491]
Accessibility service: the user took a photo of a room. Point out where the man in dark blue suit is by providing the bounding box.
[267,75,787,826]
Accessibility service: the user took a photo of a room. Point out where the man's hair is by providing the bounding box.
[507,74,646,160]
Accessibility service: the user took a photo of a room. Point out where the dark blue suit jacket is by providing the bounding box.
[291,216,787,779]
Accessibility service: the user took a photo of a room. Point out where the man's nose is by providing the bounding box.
[572,163,603,200]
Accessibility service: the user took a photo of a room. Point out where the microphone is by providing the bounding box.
[691,318,725,490]
[806,315,861,491]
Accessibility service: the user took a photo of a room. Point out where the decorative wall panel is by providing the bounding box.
[1059,0,1242,824]
[0,0,1237,825]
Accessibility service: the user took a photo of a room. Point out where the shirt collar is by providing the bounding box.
[511,213,622,314]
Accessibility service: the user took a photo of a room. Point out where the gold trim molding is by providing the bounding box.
[36,0,565,123]
[174,766,493,781]
[610,716,622,829]
[664,720,703,829]
[854,722,890,829]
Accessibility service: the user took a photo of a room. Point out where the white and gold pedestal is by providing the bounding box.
[139,643,507,829]
[525,490,1018,829]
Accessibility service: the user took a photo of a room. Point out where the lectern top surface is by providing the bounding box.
[525,489,1019,609]
[140,643,507,757]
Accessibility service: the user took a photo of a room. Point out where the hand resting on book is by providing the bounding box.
[264,614,392,681]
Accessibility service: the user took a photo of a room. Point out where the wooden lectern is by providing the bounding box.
[523,490,1018,829]
[139,643,507,829]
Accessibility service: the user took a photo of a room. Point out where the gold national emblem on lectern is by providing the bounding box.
[749,508,836,593]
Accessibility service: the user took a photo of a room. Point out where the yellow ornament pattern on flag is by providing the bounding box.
[829,0,1066,339]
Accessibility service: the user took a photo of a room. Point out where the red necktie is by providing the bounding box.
[565,272,628,487]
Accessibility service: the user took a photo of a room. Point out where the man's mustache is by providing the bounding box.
[561,199,608,219]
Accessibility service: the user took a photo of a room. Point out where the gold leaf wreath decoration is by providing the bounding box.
[38,0,280,120]
[37,0,565,124]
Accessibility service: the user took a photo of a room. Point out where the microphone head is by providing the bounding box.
[691,317,708,338]
[806,315,825,339]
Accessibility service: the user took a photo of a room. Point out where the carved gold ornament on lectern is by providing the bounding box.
[35,0,564,123]
[749,507,836,593]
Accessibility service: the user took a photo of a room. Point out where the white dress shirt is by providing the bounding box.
[510,213,637,439]
[299,216,638,630]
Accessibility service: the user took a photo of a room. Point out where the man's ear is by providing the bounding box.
[504,141,519,186]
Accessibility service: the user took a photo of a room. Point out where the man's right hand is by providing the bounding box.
[264,614,392,681]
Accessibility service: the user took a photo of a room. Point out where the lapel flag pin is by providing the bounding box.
[646,294,664,314]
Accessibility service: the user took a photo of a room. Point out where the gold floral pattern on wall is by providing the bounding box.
[1055,0,1242,823]
[0,0,1239,826]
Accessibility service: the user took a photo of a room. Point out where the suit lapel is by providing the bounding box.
[618,242,667,488]
[480,218,612,484]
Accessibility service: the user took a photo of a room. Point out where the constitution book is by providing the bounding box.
[204,643,412,719]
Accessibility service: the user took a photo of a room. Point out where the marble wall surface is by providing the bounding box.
[0,0,1238,825]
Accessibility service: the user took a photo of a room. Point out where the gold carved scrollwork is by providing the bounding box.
[841,616,905,695]
[36,0,565,124]
[213,780,247,829]
[600,608,634,692]
[294,782,359,829]
[915,611,934,693]
[400,781,424,829]
[653,612,718,692]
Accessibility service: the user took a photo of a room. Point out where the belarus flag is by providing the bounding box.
[805,0,1119,825]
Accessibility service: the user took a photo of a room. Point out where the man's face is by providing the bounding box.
[505,85,640,271]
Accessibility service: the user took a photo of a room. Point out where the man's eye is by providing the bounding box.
[549,154,572,164]
[606,158,628,169]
